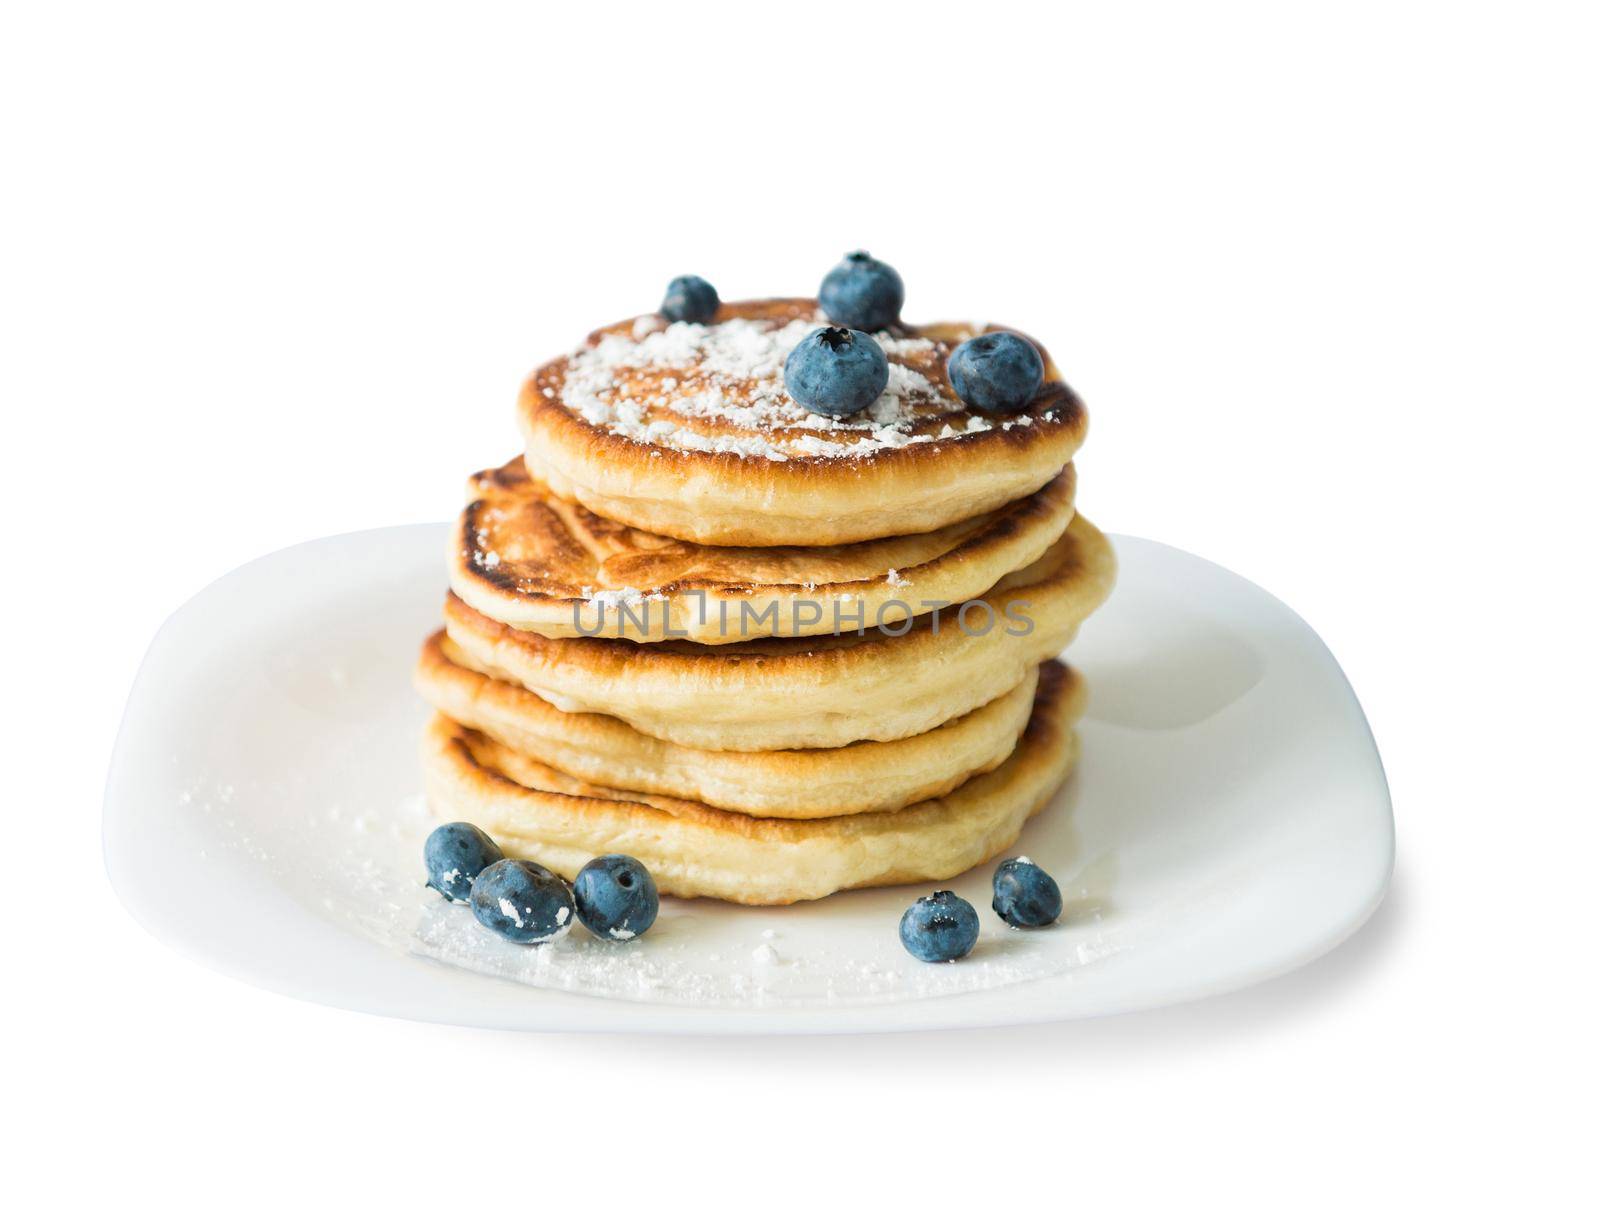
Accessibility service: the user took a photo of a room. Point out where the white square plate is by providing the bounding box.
[104,525,1392,1034]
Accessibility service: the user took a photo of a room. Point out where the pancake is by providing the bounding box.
[420,662,1082,905]
[416,629,1057,818]
[518,298,1088,547]
[451,455,1077,643]
[442,513,1115,751]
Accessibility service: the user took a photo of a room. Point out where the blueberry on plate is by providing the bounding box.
[661,275,719,324]
[818,251,904,332]
[423,822,502,903]
[898,890,980,963]
[992,855,1063,928]
[947,331,1044,412]
[573,854,659,941]
[783,326,889,418]
[469,859,575,944]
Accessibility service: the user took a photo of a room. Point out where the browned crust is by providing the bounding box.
[441,513,1115,684]
[454,456,1076,603]
[519,368,1087,478]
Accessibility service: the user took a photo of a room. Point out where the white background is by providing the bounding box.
[5,1,1596,1219]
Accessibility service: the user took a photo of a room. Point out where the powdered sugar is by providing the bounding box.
[580,586,665,611]
[409,887,1122,1008]
[551,315,1000,461]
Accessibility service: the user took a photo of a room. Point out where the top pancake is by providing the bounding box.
[518,298,1088,547]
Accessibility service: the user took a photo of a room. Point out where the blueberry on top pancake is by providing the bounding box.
[518,299,1088,547]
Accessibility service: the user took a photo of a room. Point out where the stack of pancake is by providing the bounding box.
[416,299,1115,906]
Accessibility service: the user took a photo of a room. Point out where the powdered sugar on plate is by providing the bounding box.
[408,850,1124,1009]
[547,315,1006,461]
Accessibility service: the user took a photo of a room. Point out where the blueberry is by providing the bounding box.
[783,326,889,418]
[992,856,1063,928]
[947,331,1044,412]
[898,890,980,963]
[818,251,904,332]
[661,275,719,324]
[469,859,575,944]
[573,854,659,941]
[424,822,502,903]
